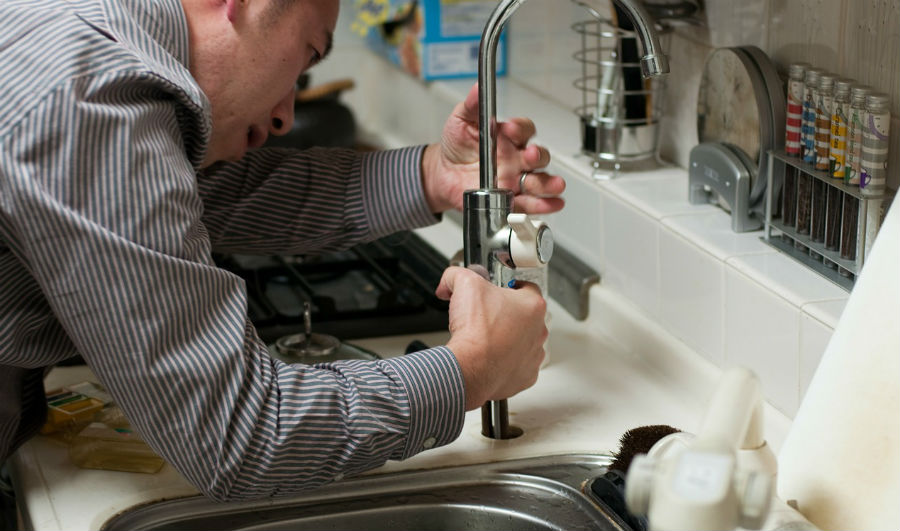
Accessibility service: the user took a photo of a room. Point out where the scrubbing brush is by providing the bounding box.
[588,425,682,531]
[609,424,682,474]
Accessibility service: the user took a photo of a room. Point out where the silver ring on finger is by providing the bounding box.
[518,171,529,194]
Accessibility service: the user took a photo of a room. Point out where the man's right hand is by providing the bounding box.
[435,266,547,411]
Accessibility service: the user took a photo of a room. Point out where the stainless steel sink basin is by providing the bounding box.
[101,454,626,531]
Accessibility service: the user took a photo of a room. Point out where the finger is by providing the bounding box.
[496,144,550,184]
[435,266,463,301]
[454,83,480,126]
[513,194,567,215]
[497,118,536,149]
[516,170,566,196]
[517,145,551,175]
[435,265,486,300]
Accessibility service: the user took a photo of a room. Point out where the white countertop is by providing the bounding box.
[10,217,791,531]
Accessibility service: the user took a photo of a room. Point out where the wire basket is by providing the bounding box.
[572,17,668,176]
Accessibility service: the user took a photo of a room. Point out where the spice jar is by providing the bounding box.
[829,79,853,178]
[809,74,835,255]
[814,74,835,172]
[845,85,872,185]
[781,63,808,240]
[796,68,823,248]
[839,85,871,274]
[860,93,890,197]
[824,79,853,258]
[801,69,823,164]
[785,62,808,158]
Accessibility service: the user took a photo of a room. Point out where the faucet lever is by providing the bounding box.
[506,214,553,268]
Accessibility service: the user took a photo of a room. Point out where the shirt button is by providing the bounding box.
[422,436,436,449]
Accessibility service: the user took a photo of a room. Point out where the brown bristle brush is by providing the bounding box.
[588,425,681,531]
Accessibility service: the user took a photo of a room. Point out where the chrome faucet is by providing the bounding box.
[466,0,669,440]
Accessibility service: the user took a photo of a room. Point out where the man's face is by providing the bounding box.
[190,0,338,166]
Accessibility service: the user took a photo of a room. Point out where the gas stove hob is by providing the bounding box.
[213,231,451,345]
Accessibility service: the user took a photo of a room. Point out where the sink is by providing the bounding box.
[101,454,627,531]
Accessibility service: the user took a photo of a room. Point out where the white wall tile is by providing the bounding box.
[725,265,801,416]
[726,252,849,308]
[662,212,773,261]
[601,189,659,318]
[799,312,833,403]
[545,161,605,274]
[659,226,725,365]
[802,298,848,329]
[601,169,719,220]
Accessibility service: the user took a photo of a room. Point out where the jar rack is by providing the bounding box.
[763,149,887,291]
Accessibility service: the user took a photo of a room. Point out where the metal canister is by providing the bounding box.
[860,93,891,196]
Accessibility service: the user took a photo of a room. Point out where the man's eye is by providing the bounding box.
[309,49,322,67]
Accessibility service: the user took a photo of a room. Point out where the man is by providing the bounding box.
[0,0,565,503]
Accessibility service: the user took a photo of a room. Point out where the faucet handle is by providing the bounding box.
[507,213,553,268]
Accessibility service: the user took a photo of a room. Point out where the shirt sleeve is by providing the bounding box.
[0,75,465,501]
[197,145,439,255]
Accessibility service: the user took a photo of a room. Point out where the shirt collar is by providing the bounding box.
[89,0,206,109]
[96,0,211,166]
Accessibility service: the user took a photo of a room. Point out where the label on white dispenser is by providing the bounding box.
[672,452,733,503]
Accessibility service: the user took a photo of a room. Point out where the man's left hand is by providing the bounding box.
[421,84,566,214]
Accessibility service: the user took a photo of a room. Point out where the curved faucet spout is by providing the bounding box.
[468,0,669,440]
[572,0,670,77]
[477,0,669,190]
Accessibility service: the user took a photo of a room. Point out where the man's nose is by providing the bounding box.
[269,89,295,136]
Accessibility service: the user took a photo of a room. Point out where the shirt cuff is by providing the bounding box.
[361,146,438,239]
[385,346,465,459]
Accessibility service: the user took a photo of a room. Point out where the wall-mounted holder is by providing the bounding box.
[763,149,888,292]
[689,142,765,232]
[572,16,669,179]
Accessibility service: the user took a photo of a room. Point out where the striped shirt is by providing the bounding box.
[0,0,464,500]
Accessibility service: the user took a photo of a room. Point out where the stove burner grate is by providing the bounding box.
[213,232,450,344]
